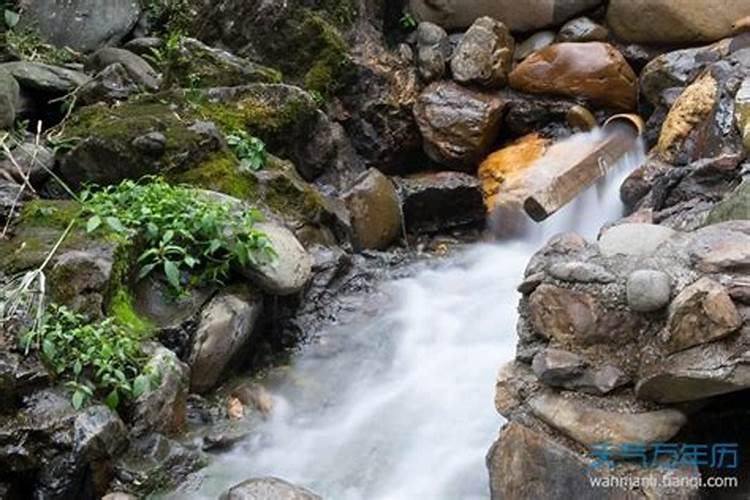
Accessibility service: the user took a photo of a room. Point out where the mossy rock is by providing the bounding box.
[163,37,282,88]
[57,98,224,189]
[706,181,750,224]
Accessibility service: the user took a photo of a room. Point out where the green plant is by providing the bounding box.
[81,178,275,296]
[399,11,418,31]
[145,0,194,34]
[4,22,78,65]
[147,30,189,88]
[20,304,159,410]
[226,129,267,172]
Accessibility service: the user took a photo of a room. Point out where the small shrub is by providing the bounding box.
[226,129,267,172]
[399,11,418,31]
[20,304,159,410]
[81,178,275,296]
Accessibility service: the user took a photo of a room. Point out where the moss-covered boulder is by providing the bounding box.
[192,2,355,98]
[160,37,282,88]
[0,200,136,319]
[57,98,224,189]
[706,181,750,224]
[196,84,336,180]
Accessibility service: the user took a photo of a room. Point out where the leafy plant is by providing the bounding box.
[20,304,159,410]
[145,0,194,34]
[147,30,189,88]
[399,11,418,31]
[81,178,275,296]
[4,23,78,65]
[226,129,267,172]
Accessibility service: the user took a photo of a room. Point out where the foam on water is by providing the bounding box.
[181,130,645,500]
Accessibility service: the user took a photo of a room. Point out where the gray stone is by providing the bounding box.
[737,77,750,151]
[0,69,19,129]
[221,477,322,500]
[547,261,615,283]
[556,16,609,42]
[514,31,556,61]
[451,17,514,88]
[189,285,263,394]
[344,168,402,251]
[517,271,545,294]
[78,63,141,105]
[18,0,141,52]
[0,61,89,94]
[532,348,586,384]
[122,37,162,57]
[528,392,687,449]
[415,22,449,83]
[687,222,750,273]
[707,180,750,224]
[243,222,313,296]
[626,269,672,312]
[85,47,160,91]
[598,223,676,257]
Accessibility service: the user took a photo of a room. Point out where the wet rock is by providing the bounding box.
[479,133,549,211]
[189,285,263,394]
[532,348,585,382]
[395,172,485,234]
[556,17,609,43]
[528,392,686,449]
[509,42,637,111]
[547,261,615,284]
[414,81,505,170]
[18,0,140,52]
[78,62,141,105]
[665,277,741,354]
[657,71,718,164]
[517,271,545,295]
[0,69,19,129]
[451,17,514,88]
[112,433,205,496]
[736,77,750,151]
[528,284,598,344]
[598,223,676,257]
[102,493,138,500]
[687,221,750,272]
[499,90,580,137]
[415,22,448,83]
[221,477,322,500]
[0,62,89,95]
[344,168,402,250]
[231,382,274,417]
[243,222,313,295]
[639,40,729,109]
[607,0,750,44]
[74,405,128,496]
[408,0,602,32]
[626,269,672,312]
[494,362,538,417]
[0,142,53,186]
[131,344,189,436]
[707,181,750,223]
[85,47,160,91]
[514,31,555,62]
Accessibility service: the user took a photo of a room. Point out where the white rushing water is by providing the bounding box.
[184,131,645,500]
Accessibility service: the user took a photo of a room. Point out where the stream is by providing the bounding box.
[182,131,646,500]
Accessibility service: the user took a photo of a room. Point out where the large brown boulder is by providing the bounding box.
[414,81,505,170]
[508,42,637,111]
[408,0,601,32]
[607,0,750,44]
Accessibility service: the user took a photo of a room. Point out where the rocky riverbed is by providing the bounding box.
[0,0,749,499]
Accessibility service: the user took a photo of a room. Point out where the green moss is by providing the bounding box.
[19,200,81,230]
[262,170,326,219]
[298,13,354,97]
[172,152,259,199]
[317,0,357,27]
[706,182,750,225]
[109,288,152,336]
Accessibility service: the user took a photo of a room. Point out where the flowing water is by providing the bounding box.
[182,130,645,500]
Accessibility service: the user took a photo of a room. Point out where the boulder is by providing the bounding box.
[556,17,608,43]
[514,31,555,62]
[707,181,750,223]
[189,285,264,394]
[598,223,676,257]
[78,63,141,105]
[547,262,615,284]
[736,77,750,152]
[509,42,637,111]
[221,477,322,500]
[131,344,190,436]
[0,69,19,129]
[85,47,160,91]
[665,277,741,354]
[528,392,686,449]
[0,142,53,186]
[451,17,514,88]
[607,0,750,44]
[395,172,485,234]
[414,81,505,170]
[415,22,449,83]
[408,0,602,32]
[531,348,585,382]
[18,0,140,52]
[626,269,672,312]
[0,62,89,95]
[687,221,750,273]
[243,222,313,295]
[344,168,402,250]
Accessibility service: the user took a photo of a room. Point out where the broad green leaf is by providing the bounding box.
[42,338,56,359]
[133,374,150,398]
[4,10,19,28]
[104,390,119,410]
[86,215,102,233]
[105,216,126,232]
[164,260,181,290]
